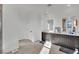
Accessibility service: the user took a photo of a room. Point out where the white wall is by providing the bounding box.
[3,4,42,53]
[18,12,42,42]
[14,5,45,42]
[42,5,79,32]
[3,5,21,53]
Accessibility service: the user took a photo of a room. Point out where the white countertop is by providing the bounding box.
[43,31,79,36]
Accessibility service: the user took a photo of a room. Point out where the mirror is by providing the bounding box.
[47,19,53,31]
[62,16,67,32]
[62,16,78,34]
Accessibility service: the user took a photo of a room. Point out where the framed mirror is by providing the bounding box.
[47,19,53,31]
[62,17,67,32]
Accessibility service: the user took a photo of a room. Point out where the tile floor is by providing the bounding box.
[14,39,64,54]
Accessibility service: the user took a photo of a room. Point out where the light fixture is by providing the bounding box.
[66,4,71,7]
[47,4,52,7]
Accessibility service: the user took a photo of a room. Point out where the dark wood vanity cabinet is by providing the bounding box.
[42,32,79,50]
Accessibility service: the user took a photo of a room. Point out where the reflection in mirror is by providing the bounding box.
[62,16,67,32]
[73,16,78,31]
[47,19,53,31]
[62,16,78,34]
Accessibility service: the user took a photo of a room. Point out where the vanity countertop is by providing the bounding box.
[42,31,79,37]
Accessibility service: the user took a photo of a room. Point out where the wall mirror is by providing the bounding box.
[47,19,53,31]
[62,16,67,32]
[62,16,78,34]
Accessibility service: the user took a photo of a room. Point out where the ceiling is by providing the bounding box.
[7,4,79,19]
[14,4,79,11]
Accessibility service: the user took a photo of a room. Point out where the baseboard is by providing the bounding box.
[2,48,19,54]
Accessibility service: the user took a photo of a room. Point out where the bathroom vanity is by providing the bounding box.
[42,31,79,53]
